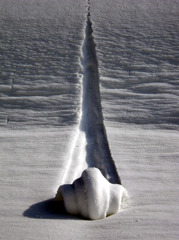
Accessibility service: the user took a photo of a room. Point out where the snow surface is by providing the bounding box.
[0,0,179,239]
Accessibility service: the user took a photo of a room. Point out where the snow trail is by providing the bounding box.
[61,0,121,185]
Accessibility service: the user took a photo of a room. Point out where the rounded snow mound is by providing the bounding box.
[55,168,128,220]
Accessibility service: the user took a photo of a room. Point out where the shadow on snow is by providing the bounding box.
[23,199,81,220]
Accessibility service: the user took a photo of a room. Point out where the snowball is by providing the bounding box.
[55,168,128,220]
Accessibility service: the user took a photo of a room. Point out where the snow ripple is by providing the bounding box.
[90,0,179,130]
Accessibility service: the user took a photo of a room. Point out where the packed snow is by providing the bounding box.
[55,168,128,220]
[0,0,179,239]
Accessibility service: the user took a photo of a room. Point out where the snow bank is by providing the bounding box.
[55,168,128,220]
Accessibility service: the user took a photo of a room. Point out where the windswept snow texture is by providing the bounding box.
[0,0,178,130]
[0,0,179,239]
[0,0,85,128]
[90,0,179,130]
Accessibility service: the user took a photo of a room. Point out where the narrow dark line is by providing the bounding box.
[80,1,121,184]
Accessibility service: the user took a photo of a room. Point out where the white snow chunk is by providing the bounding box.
[55,168,128,220]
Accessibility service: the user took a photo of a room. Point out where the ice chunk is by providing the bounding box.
[55,168,128,220]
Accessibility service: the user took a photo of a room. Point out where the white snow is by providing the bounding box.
[55,168,128,220]
[0,125,178,239]
[0,0,179,239]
